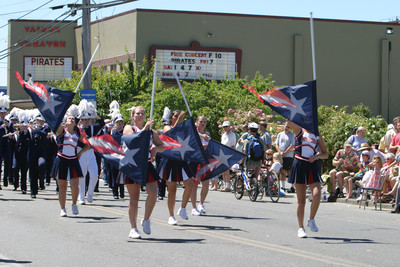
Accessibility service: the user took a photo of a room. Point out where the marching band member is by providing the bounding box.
[77,100,104,204]
[123,106,165,239]
[52,110,89,217]
[27,111,50,198]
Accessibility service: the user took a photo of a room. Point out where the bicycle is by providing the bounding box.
[217,169,237,192]
[257,167,281,202]
[232,164,259,202]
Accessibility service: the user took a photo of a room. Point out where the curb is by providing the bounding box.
[335,197,395,210]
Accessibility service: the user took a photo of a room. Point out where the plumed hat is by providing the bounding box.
[161,107,171,125]
[0,92,10,113]
[78,99,93,119]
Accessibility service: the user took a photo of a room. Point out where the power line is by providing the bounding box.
[0,10,36,16]
[0,15,81,61]
[0,0,55,29]
[0,11,72,55]
[1,0,36,8]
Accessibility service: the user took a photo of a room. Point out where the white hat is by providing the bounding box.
[161,107,171,125]
[108,100,120,117]
[113,114,124,123]
[35,113,45,121]
[78,99,93,119]
[222,121,231,127]
[248,122,259,129]
[361,150,370,156]
[0,92,10,112]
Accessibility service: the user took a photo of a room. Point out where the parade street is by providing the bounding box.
[1,181,399,267]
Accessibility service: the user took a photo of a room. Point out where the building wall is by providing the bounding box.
[44,9,400,122]
[7,20,77,102]
[132,10,400,121]
[75,11,137,68]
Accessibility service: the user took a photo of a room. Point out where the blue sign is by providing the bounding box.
[0,88,7,95]
[80,89,96,100]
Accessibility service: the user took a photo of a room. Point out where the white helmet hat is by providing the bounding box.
[0,92,10,113]
[78,99,92,119]
[248,122,259,130]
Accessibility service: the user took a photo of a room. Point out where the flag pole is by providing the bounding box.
[75,43,101,93]
[169,58,192,117]
[149,59,157,130]
[174,73,192,117]
[310,12,317,80]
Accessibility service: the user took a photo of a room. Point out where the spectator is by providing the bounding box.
[220,121,236,192]
[385,117,400,153]
[269,152,283,177]
[358,156,384,202]
[259,120,272,150]
[27,73,33,85]
[381,153,396,200]
[389,119,400,154]
[347,126,367,155]
[382,153,398,201]
[275,121,295,192]
[265,149,274,168]
[235,124,248,151]
[343,150,371,200]
[329,141,360,198]
[359,143,385,163]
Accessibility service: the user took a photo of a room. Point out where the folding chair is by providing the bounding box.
[359,169,388,210]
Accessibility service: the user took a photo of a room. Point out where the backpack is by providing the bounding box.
[247,135,264,161]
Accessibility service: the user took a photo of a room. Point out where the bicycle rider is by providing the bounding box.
[242,122,266,179]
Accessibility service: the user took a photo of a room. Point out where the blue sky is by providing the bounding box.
[1,0,399,87]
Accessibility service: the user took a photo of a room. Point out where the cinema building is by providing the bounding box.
[7,9,400,121]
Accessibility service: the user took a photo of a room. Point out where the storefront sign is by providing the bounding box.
[18,41,66,48]
[24,56,73,82]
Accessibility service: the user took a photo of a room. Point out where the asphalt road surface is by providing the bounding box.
[1,181,399,266]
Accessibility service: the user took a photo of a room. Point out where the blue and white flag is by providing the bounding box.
[158,117,207,163]
[195,139,246,182]
[245,80,319,135]
[16,71,75,132]
[91,130,151,185]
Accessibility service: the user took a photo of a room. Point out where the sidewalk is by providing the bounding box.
[335,197,395,210]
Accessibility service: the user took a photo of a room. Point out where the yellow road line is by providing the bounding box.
[75,199,373,267]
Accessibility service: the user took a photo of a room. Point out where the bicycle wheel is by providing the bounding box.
[233,176,244,200]
[248,177,259,202]
[267,172,280,202]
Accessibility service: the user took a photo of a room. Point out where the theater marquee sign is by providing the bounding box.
[24,56,73,82]
[149,42,242,81]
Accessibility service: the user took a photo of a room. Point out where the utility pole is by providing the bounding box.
[82,0,91,90]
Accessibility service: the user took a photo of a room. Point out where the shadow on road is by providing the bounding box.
[0,258,32,264]
[310,236,379,244]
[127,237,206,243]
[0,198,34,202]
[179,223,242,232]
[69,216,121,223]
[203,214,271,221]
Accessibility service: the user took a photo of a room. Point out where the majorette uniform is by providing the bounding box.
[51,128,83,180]
[288,129,323,185]
[124,125,160,185]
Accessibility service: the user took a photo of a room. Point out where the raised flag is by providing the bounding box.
[158,117,207,163]
[244,80,319,135]
[194,139,246,183]
[89,130,151,185]
[16,71,75,132]
[88,134,124,155]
